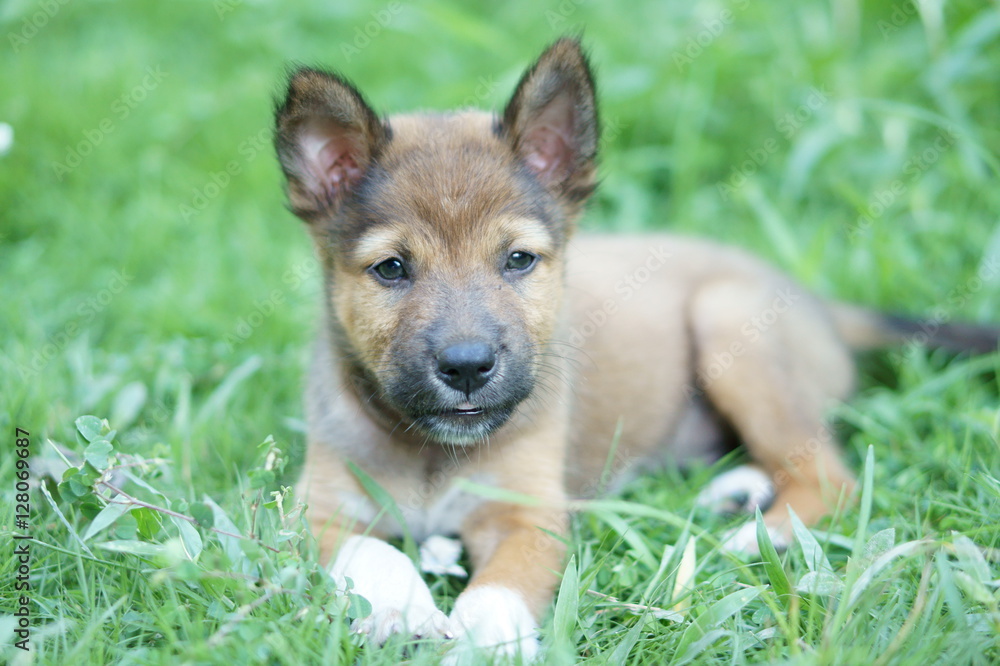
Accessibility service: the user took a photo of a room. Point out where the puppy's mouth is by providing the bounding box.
[411,401,518,445]
[377,353,536,446]
[443,402,484,417]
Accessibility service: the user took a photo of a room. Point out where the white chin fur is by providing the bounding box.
[423,420,493,446]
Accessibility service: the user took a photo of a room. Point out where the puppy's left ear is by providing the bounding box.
[274,67,389,223]
[500,38,599,204]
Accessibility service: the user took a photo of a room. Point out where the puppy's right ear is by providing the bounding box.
[499,38,598,206]
[274,68,389,222]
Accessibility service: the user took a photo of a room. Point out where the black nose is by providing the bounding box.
[436,341,497,393]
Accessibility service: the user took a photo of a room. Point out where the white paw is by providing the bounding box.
[697,465,774,514]
[445,586,539,663]
[719,520,790,555]
[330,535,452,642]
[353,606,451,643]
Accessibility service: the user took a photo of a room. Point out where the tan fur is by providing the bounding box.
[274,39,998,644]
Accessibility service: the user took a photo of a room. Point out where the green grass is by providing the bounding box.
[2,0,999,663]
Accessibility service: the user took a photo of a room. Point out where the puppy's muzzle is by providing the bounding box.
[436,341,497,394]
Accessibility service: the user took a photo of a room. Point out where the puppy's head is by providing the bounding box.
[274,39,598,445]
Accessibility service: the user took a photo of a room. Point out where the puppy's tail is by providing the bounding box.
[829,302,1000,354]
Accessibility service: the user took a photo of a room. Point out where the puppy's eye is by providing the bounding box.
[372,258,407,282]
[505,251,537,272]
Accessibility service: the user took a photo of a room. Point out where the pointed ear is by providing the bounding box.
[274,68,389,221]
[499,38,599,203]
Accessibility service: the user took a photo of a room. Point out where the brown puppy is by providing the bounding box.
[273,39,998,659]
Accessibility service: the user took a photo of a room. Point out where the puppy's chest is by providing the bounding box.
[346,465,494,542]
[400,473,493,542]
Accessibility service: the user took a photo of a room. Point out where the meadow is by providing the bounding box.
[1,0,999,663]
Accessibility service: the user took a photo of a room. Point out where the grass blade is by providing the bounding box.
[674,587,761,661]
[204,495,257,575]
[671,536,697,613]
[847,540,935,607]
[552,555,579,643]
[170,515,204,560]
[82,499,131,542]
[828,445,880,639]
[852,445,876,565]
[194,355,262,425]
[756,508,791,601]
[591,509,657,569]
[789,506,832,573]
[604,618,644,663]
[347,461,416,562]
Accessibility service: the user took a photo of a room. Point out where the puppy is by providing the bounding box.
[273,38,998,659]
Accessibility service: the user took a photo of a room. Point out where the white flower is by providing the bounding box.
[0,123,12,156]
[419,535,467,577]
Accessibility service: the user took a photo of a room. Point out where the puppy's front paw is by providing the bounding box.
[330,535,452,642]
[354,606,451,644]
[445,586,539,663]
[719,519,791,555]
[697,465,774,514]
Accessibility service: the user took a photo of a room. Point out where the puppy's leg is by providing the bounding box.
[437,408,571,661]
[447,502,567,662]
[299,446,451,642]
[689,279,856,551]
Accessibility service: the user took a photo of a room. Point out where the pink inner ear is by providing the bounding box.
[519,91,576,185]
[316,139,363,188]
[300,118,366,198]
[523,124,572,182]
